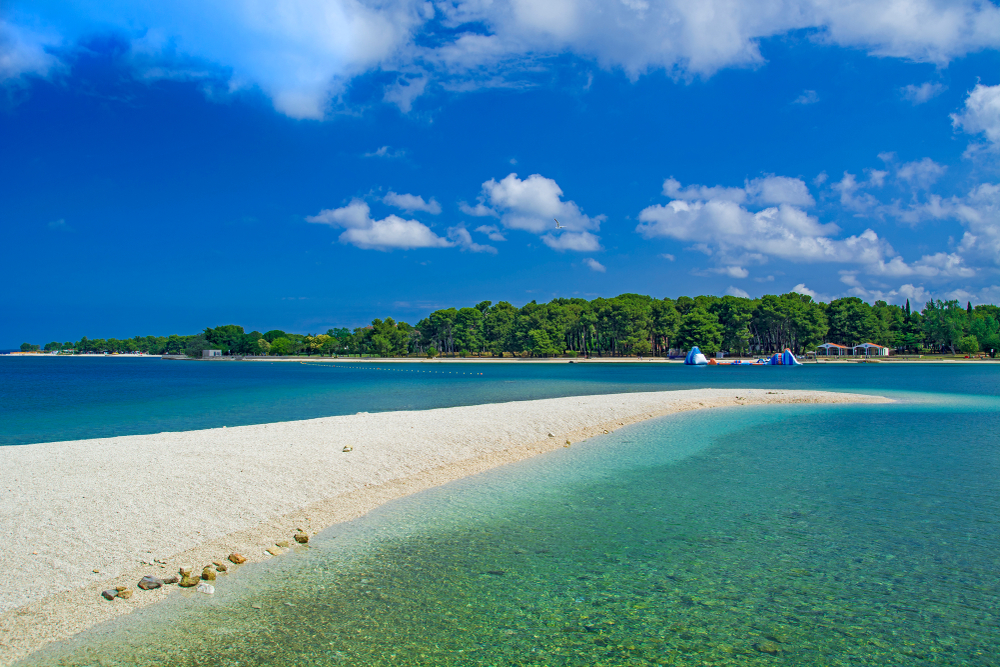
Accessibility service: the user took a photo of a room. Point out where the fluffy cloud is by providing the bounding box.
[726,286,751,298]
[447,226,497,254]
[542,231,603,252]
[583,257,606,273]
[952,83,1000,149]
[636,198,888,264]
[7,0,1000,117]
[663,175,814,207]
[954,183,1000,263]
[900,81,946,104]
[637,175,982,283]
[383,191,441,214]
[474,225,506,242]
[467,173,605,251]
[306,199,452,250]
[896,158,946,189]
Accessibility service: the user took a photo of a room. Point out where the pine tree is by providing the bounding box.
[905,299,911,318]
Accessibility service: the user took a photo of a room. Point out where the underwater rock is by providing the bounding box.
[755,641,781,655]
[213,560,228,572]
[196,582,215,595]
[201,567,216,581]
[138,575,163,590]
[228,553,247,564]
[101,589,118,601]
[294,532,309,544]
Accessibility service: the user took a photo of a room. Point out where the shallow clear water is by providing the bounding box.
[19,392,1000,666]
[3,355,1000,445]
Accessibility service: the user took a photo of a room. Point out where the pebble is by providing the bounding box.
[138,575,163,590]
[201,567,217,581]
[213,561,228,572]
[178,567,192,578]
[275,540,290,548]
[178,575,200,588]
[548,432,555,437]
[117,589,133,600]
[196,582,215,595]
[228,553,247,564]
[162,575,180,584]
[294,532,309,544]
[342,445,353,452]
[266,548,282,556]
[101,589,118,601]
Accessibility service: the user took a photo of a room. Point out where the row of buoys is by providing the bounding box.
[300,362,484,375]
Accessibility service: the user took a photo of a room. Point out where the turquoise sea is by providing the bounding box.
[7,358,1000,666]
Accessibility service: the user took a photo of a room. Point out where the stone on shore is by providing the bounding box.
[137,576,163,590]
[201,567,216,581]
[228,553,247,564]
[294,531,309,544]
[162,575,180,584]
[101,589,118,601]
[178,575,200,588]
[116,589,133,599]
[213,560,228,572]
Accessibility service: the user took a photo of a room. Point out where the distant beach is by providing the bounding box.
[0,388,889,665]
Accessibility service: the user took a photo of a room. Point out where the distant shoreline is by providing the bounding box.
[0,389,891,665]
[4,352,996,364]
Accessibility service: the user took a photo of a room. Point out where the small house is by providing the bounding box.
[203,349,222,358]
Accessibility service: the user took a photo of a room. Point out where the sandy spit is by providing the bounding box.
[0,388,890,665]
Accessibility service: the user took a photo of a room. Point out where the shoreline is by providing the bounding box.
[3,353,995,364]
[0,389,891,665]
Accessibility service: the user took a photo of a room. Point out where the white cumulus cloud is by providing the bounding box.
[466,172,605,251]
[583,257,606,272]
[306,199,452,250]
[8,0,1000,118]
[447,225,497,253]
[383,191,441,214]
[952,83,1000,149]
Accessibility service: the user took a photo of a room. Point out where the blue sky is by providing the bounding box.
[2,0,1000,346]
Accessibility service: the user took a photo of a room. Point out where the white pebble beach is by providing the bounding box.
[0,388,890,665]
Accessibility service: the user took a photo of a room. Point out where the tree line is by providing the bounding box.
[21,293,1000,358]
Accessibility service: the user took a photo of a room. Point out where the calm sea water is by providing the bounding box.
[1,356,996,445]
[10,359,1000,666]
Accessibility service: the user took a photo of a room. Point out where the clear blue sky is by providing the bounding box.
[2,1,1000,346]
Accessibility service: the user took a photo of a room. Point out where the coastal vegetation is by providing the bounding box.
[21,293,1000,358]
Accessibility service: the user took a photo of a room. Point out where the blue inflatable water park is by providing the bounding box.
[683,346,802,366]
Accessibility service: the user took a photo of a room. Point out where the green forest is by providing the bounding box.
[21,292,1000,358]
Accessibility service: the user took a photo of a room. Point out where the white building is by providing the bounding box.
[853,342,889,356]
[203,349,222,357]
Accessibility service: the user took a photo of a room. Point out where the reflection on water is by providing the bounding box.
[23,401,1000,666]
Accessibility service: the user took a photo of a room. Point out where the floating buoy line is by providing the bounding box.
[299,362,485,376]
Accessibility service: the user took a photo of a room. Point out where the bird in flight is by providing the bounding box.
[554,218,563,229]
